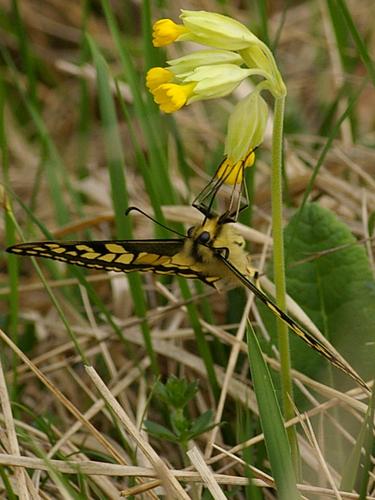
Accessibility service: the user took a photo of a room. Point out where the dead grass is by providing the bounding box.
[0,0,374,498]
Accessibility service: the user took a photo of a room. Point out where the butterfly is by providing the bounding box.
[6,211,369,392]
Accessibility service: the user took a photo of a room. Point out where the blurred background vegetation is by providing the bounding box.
[0,0,374,498]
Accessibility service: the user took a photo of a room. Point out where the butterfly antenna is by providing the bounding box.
[125,207,186,238]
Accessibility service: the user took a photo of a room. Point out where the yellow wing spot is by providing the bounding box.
[133,252,160,265]
[66,251,78,256]
[153,256,171,265]
[170,254,195,268]
[76,244,94,252]
[98,253,116,262]
[105,243,126,253]
[180,273,200,278]
[10,248,22,253]
[115,254,134,264]
[81,252,101,259]
[45,243,60,249]
[206,276,220,283]
[32,246,47,251]
[51,247,67,254]
[266,302,279,316]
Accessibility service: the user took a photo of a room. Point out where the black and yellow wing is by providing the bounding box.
[6,238,218,286]
[218,253,370,392]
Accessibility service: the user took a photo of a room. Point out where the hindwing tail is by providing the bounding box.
[218,254,369,392]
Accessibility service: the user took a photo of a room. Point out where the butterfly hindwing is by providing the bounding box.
[218,253,369,391]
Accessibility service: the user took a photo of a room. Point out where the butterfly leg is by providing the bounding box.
[193,158,249,221]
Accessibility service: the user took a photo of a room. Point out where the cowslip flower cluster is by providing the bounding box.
[147,10,286,183]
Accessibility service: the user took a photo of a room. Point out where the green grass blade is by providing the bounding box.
[0,47,77,227]
[178,279,220,399]
[141,0,161,71]
[358,384,375,499]
[254,0,270,47]
[101,0,177,207]
[115,81,164,222]
[334,0,375,85]
[0,77,20,396]
[86,36,130,236]
[326,0,353,72]
[5,209,89,363]
[0,467,17,500]
[11,0,38,106]
[8,189,136,358]
[87,34,158,374]
[246,322,300,499]
[99,5,220,393]
[340,384,375,496]
[289,77,368,233]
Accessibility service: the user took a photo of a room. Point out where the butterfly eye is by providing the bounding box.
[187,226,195,237]
[198,231,211,245]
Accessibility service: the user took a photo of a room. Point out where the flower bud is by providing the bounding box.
[225,91,268,163]
[146,67,174,92]
[152,19,188,47]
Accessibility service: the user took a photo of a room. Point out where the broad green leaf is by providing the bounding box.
[262,203,375,388]
[189,410,214,436]
[143,420,178,442]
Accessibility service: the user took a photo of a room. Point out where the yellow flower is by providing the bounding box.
[152,19,188,47]
[152,12,258,50]
[152,83,196,113]
[216,150,255,185]
[148,64,252,113]
[146,67,174,92]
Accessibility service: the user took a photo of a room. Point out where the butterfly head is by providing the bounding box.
[187,216,245,257]
[187,216,222,247]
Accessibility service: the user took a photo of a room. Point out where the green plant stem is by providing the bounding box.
[271,95,298,466]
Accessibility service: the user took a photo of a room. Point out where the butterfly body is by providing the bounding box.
[6,215,369,391]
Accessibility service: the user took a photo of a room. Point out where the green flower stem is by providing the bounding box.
[271,95,299,466]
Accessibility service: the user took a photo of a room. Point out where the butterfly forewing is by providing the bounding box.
[7,239,222,286]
